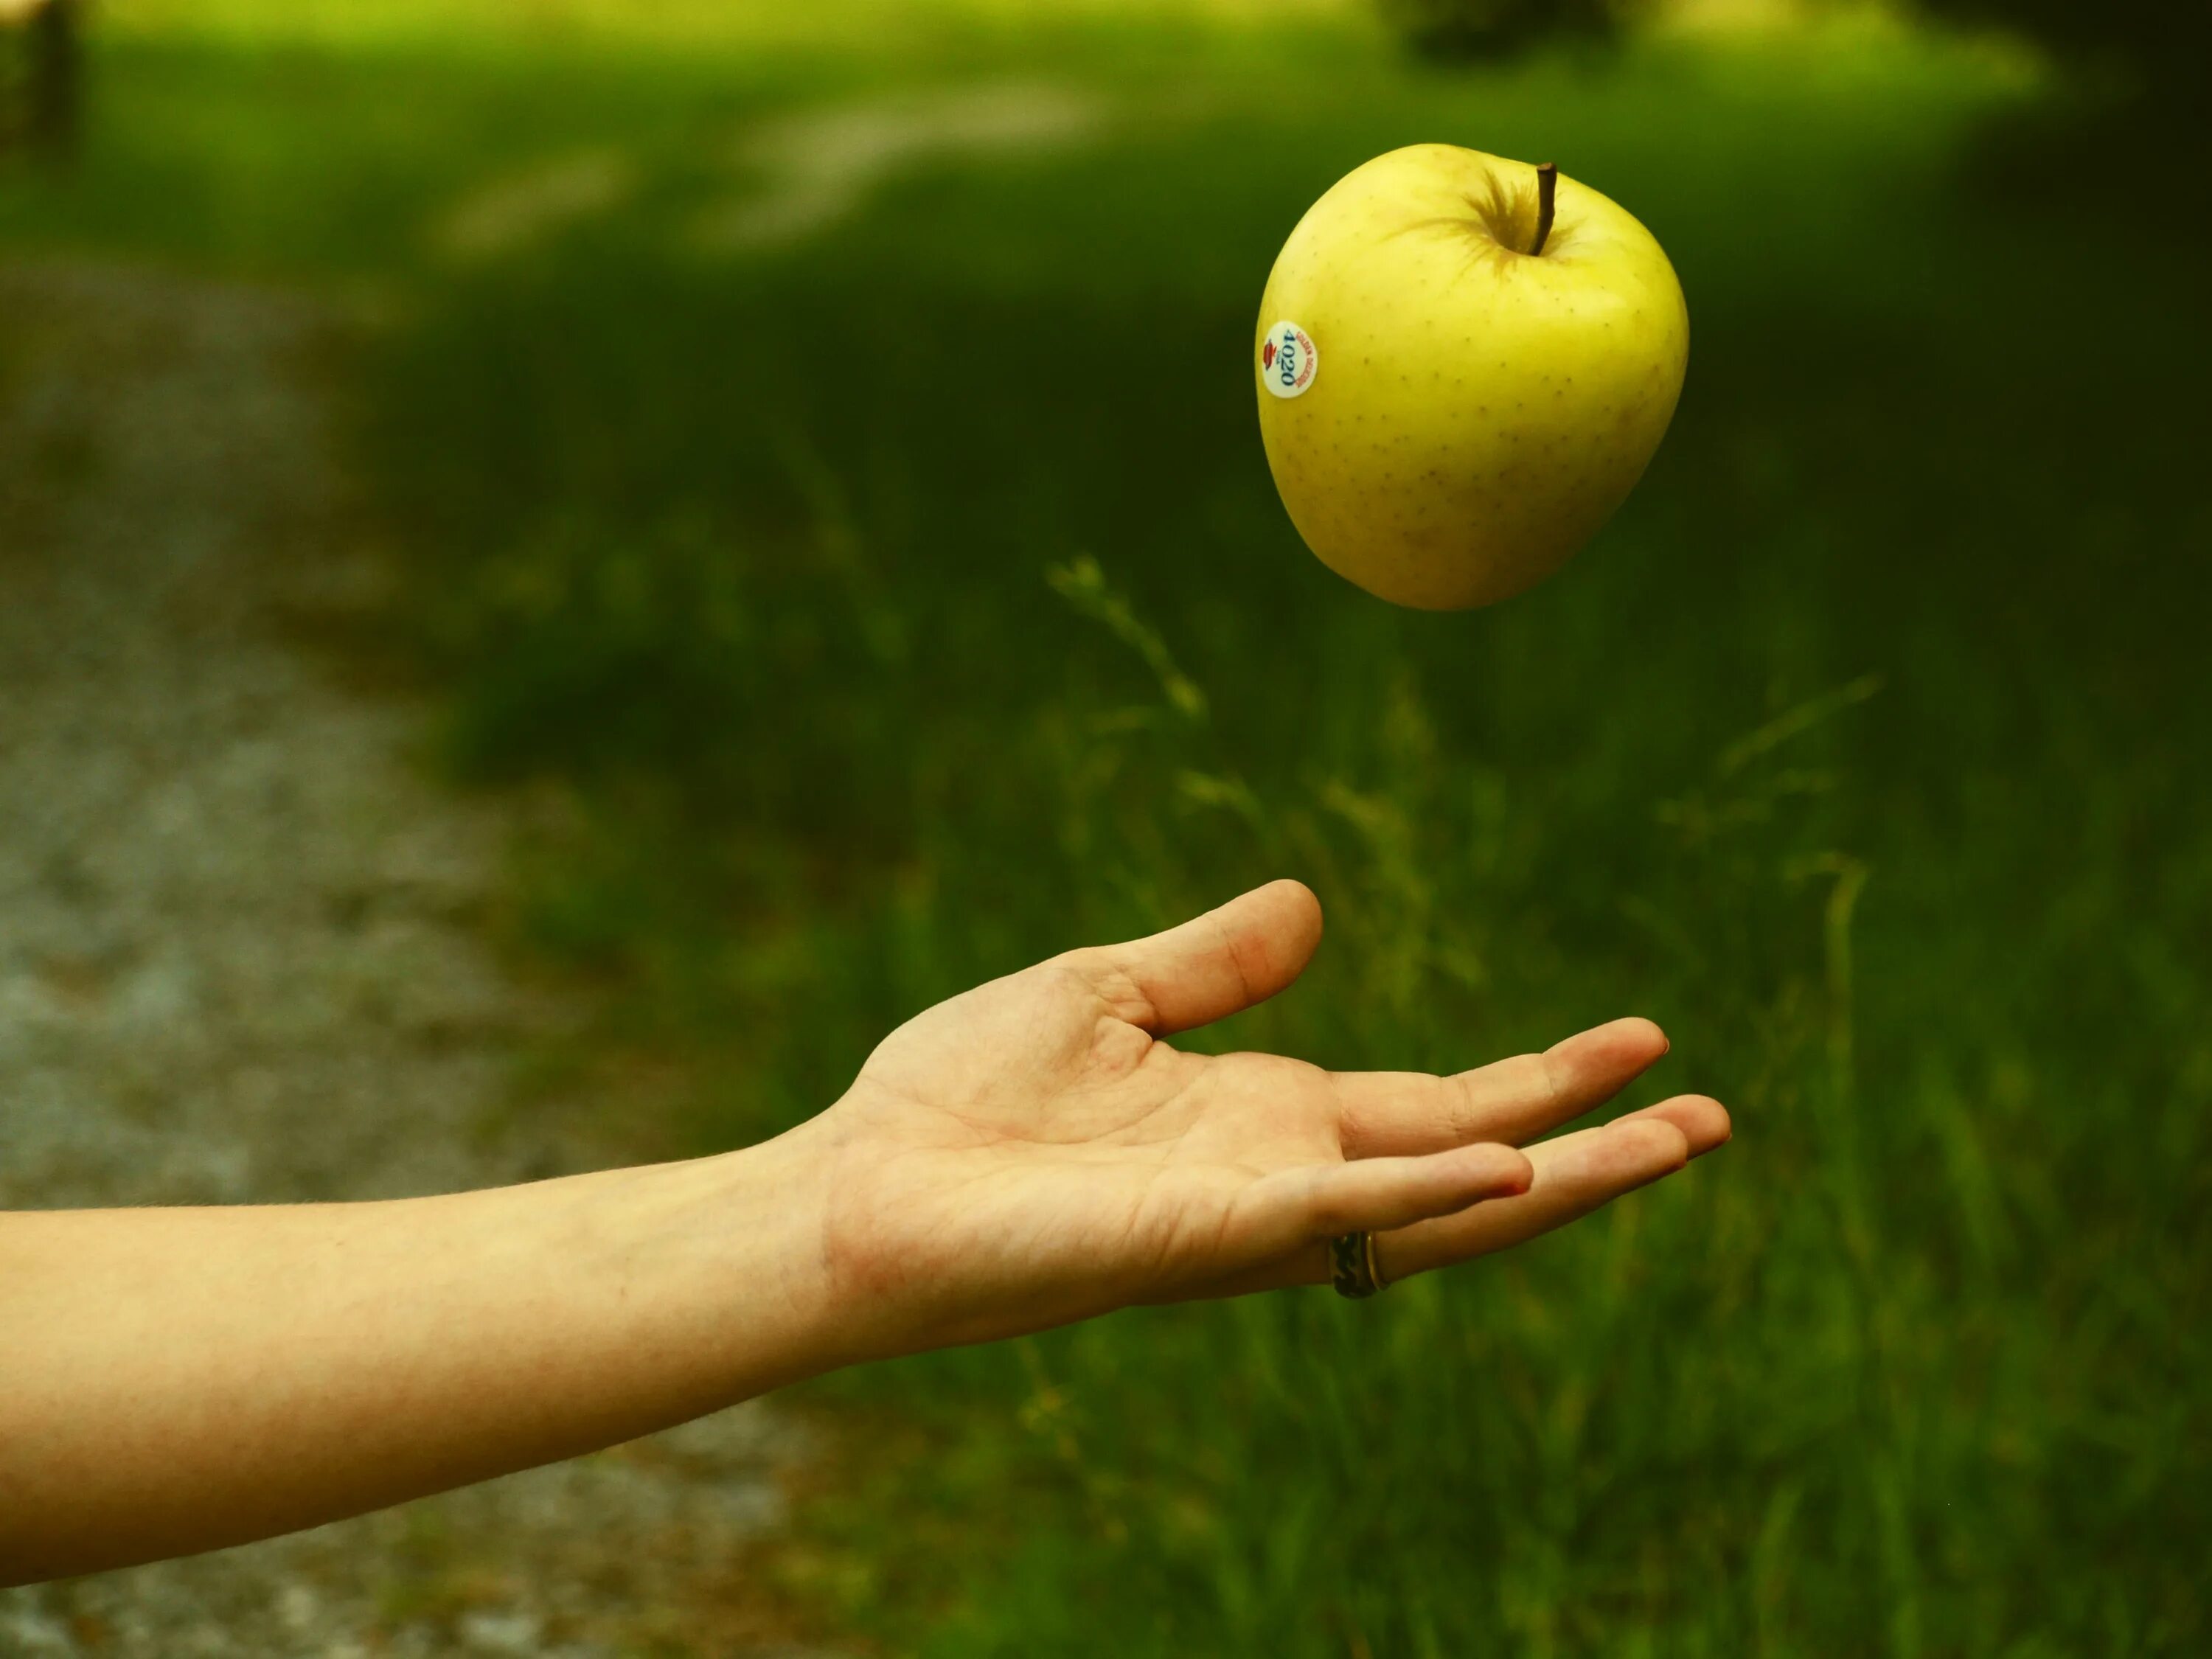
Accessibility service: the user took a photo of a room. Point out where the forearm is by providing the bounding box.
[0,1129,836,1585]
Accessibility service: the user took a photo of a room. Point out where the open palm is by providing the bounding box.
[805,880,1728,1357]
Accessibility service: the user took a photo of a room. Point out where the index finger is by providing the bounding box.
[1332,1018,1670,1158]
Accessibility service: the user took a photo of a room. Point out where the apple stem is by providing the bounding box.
[1531,162,1558,257]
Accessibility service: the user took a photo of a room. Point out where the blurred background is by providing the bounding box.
[2,0,2206,1654]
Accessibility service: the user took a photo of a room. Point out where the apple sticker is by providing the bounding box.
[1261,321,1318,399]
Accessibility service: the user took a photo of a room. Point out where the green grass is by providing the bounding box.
[7,3,2206,1652]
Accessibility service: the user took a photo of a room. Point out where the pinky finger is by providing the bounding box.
[1164,1144,1533,1304]
[1248,1142,1534,1262]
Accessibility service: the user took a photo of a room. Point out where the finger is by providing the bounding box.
[1610,1093,1733,1158]
[1068,879,1324,1035]
[1177,1141,1533,1301]
[1333,1017,1669,1158]
[1377,1099,1725,1281]
[1248,1141,1534,1251]
[1179,1099,1731,1302]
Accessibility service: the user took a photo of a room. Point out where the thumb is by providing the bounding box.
[1072,880,1324,1035]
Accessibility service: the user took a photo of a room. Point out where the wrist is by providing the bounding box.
[666,1116,859,1393]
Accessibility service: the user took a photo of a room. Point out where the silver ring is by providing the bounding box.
[1329,1231,1385,1298]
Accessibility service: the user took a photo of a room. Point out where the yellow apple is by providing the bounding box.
[1255,145,1688,610]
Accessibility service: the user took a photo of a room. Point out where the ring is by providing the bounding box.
[1329,1231,1385,1299]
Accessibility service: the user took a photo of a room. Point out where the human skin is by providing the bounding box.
[0,880,1729,1585]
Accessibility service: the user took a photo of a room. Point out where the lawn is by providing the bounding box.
[7,1,2207,1652]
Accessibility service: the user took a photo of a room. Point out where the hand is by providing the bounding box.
[0,878,1728,1581]
[800,880,1730,1357]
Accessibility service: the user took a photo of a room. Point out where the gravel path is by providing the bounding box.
[0,262,820,1658]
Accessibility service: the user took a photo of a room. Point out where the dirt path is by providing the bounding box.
[0,262,821,1658]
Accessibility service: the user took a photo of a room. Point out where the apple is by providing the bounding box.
[1255,145,1688,610]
